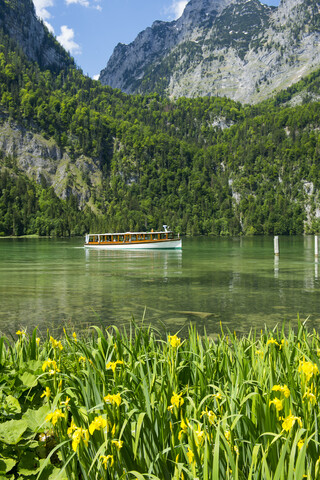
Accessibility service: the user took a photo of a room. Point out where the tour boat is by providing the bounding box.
[84,226,182,250]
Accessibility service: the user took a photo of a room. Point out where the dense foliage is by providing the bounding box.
[1,322,320,479]
[0,22,320,235]
[0,153,101,236]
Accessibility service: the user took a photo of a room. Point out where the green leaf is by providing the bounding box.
[0,419,28,445]
[23,405,50,432]
[18,452,40,476]
[0,457,16,474]
[19,371,38,388]
[48,465,69,480]
[4,395,21,414]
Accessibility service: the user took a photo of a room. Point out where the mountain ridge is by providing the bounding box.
[0,0,73,70]
[99,0,320,103]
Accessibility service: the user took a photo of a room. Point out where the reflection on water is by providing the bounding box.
[0,236,320,336]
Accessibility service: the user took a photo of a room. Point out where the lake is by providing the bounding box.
[0,236,319,336]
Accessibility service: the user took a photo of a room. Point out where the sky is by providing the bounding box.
[33,0,279,80]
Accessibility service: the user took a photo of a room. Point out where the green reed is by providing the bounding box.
[1,321,320,479]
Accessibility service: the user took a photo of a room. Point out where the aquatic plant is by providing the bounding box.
[1,321,320,479]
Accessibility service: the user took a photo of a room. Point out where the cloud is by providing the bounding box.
[65,0,90,6]
[44,21,55,33]
[33,0,54,20]
[57,25,82,54]
[93,74,100,80]
[65,0,102,10]
[167,0,188,19]
[33,0,55,32]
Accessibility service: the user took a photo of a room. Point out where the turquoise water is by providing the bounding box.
[0,236,319,335]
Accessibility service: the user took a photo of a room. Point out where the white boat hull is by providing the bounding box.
[85,239,182,250]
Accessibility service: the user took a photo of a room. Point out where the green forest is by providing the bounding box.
[0,20,320,236]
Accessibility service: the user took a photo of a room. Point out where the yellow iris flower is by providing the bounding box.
[104,393,122,406]
[89,416,107,435]
[41,387,51,399]
[168,334,181,348]
[45,409,65,425]
[100,454,114,469]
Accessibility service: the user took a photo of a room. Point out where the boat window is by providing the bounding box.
[152,234,158,240]
[138,235,144,241]
[145,234,151,240]
[113,235,118,242]
[131,235,136,241]
[107,235,112,242]
[160,233,167,239]
[168,232,173,239]
[119,235,124,242]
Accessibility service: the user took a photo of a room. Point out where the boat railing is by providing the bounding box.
[85,231,178,244]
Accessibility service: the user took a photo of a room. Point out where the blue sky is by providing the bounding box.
[33,0,279,79]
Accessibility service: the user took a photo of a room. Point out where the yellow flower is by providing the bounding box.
[72,332,77,342]
[106,360,124,373]
[303,386,317,405]
[281,411,302,432]
[45,409,65,425]
[73,428,89,452]
[186,447,194,464]
[42,358,59,373]
[168,334,181,348]
[69,426,89,452]
[272,384,290,398]
[16,329,26,338]
[168,392,184,411]
[269,398,283,412]
[298,360,319,382]
[195,424,205,446]
[255,350,264,358]
[89,416,107,435]
[297,439,305,450]
[100,454,114,469]
[212,392,222,400]
[111,423,116,437]
[178,418,188,440]
[224,430,231,442]
[201,406,216,425]
[36,337,40,346]
[78,356,86,363]
[60,396,70,407]
[67,419,77,437]
[41,387,51,399]
[50,336,63,351]
[104,393,122,407]
[111,439,123,450]
[267,338,279,347]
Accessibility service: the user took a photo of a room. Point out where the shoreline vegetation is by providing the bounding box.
[1,322,320,479]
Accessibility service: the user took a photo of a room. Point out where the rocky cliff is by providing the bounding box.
[0,0,72,70]
[99,0,320,103]
[0,121,103,210]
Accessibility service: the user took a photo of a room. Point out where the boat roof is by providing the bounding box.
[87,230,173,236]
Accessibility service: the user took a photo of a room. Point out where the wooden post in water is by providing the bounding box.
[274,236,279,256]
[315,235,319,258]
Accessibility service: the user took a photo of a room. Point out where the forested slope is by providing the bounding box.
[0,26,320,236]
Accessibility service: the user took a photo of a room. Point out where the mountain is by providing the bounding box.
[99,0,320,103]
[0,0,73,70]
[1,0,320,238]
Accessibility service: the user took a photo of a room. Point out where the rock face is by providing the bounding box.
[0,0,71,70]
[99,0,320,103]
[0,122,104,209]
